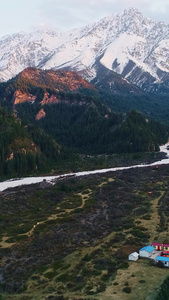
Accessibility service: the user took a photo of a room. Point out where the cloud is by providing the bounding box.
[38,0,169,30]
[0,0,168,38]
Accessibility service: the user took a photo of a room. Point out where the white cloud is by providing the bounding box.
[0,0,168,37]
[38,0,169,30]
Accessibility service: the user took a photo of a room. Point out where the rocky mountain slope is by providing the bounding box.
[12,67,96,105]
[0,8,169,92]
[0,67,96,106]
[0,67,166,155]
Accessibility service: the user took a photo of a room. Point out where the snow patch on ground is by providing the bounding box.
[0,143,169,192]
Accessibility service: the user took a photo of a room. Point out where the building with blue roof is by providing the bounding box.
[139,245,154,258]
[156,256,169,267]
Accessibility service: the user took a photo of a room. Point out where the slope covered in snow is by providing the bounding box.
[0,8,169,92]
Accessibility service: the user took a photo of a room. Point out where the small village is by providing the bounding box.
[129,243,169,267]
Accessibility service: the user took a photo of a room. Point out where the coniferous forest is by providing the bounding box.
[0,106,73,179]
[0,68,168,179]
[16,101,168,154]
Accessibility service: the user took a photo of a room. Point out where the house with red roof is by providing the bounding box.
[163,244,169,251]
[161,251,169,257]
[129,243,169,267]
[151,242,163,251]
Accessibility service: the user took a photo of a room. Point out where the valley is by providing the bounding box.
[1,145,169,299]
[0,143,168,299]
[0,8,169,300]
[0,143,169,192]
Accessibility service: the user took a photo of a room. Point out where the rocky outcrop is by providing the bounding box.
[12,90,36,105]
[40,92,60,105]
[35,108,46,120]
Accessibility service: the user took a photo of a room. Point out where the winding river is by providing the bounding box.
[0,143,169,192]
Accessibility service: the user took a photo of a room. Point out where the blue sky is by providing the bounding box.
[0,0,169,38]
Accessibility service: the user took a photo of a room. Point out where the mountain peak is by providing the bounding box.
[116,7,154,33]
[122,7,142,16]
[0,9,169,93]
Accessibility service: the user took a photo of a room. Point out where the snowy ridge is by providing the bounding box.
[0,143,169,192]
[0,8,169,91]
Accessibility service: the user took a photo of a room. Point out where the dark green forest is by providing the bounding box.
[16,101,168,154]
[0,106,72,179]
[0,68,168,179]
[99,88,169,126]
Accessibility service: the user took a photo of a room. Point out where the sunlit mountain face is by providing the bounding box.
[0,8,169,93]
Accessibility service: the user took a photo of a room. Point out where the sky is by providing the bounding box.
[0,0,169,38]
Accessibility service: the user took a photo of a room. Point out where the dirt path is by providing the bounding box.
[0,189,93,248]
[0,236,16,248]
[21,189,93,237]
[136,191,165,241]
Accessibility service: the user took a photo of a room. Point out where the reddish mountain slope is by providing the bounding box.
[11,67,96,106]
[18,67,96,92]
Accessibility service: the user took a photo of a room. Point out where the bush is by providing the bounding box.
[139,280,146,283]
[44,271,56,279]
[122,286,131,293]
[82,253,91,262]
[156,261,164,268]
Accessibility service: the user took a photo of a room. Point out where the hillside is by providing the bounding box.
[30,106,167,154]
[1,67,169,129]
[15,67,96,93]
[0,68,167,156]
[1,164,169,299]
[0,106,73,179]
[0,67,96,106]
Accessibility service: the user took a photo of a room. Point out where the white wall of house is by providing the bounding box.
[128,252,139,261]
[163,261,169,267]
[139,250,152,258]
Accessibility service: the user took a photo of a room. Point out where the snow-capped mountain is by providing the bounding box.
[0,8,169,92]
